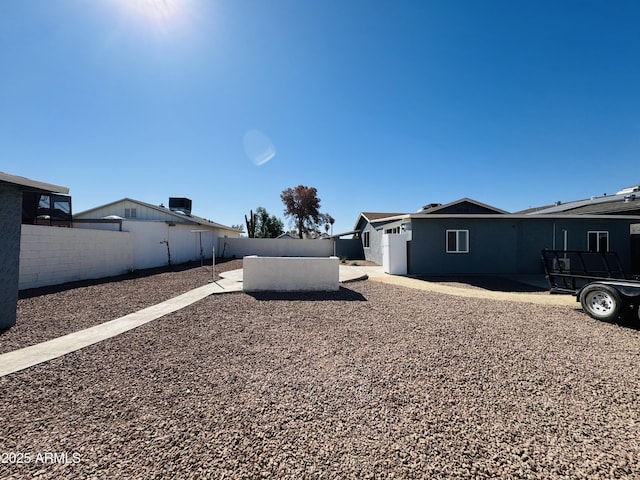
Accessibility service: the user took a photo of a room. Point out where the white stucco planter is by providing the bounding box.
[243,256,340,292]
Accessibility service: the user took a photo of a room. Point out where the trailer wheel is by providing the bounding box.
[580,284,623,322]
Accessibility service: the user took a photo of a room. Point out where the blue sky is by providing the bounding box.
[2,0,639,235]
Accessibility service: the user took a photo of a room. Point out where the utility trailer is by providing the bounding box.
[541,249,640,322]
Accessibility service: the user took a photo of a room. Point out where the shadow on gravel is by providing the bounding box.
[18,261,215,299]
[577,307,640,331]
[247,286,367,302]
[417,275,547,293]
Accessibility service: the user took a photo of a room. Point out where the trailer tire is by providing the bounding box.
[580,284,623,322]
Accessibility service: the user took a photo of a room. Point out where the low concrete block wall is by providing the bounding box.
[243,256,339,292]
[220,237,333,259]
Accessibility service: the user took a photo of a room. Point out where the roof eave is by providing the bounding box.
[0,171,69,194]
[408,213,640,220]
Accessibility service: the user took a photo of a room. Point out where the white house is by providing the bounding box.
[74,197,241,270]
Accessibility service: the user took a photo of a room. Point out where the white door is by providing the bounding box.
[382,233,408,275]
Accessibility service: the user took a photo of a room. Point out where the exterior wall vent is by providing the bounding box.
[169,197,192,216]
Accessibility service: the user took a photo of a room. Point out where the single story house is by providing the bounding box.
[355,191,640,276]
[74,197,241,270]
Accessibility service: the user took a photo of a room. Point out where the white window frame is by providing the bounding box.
[446,229,469,254]
[587,231,609,252]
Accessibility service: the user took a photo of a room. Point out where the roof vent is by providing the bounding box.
[169,197,192,216]
[624,194,637,203]
[419,203,442,212]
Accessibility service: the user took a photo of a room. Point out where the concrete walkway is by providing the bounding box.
[338,264,576,308]
[370,273,578,307]
[0,265,575,378]
[0,279,242,377]
[0,267,365,377]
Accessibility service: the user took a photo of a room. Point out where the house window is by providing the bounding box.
[384,227,401,234]
[446,230,469,253]
[363,231,370,248]
[22,192,72,227]
[124,208,137,219]
[588,231,609,252]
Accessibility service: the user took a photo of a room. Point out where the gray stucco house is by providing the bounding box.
[0,172,69,329]
[355,190,640,276]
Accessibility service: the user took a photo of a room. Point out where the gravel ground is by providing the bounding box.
[0,259,242,355]
[1,264,640,479]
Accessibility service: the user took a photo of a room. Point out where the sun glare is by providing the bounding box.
[132,0,177,23]
[111,0,193,36]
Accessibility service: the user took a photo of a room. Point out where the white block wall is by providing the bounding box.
[76,220,220,270]
[19,225,133,290]
[220,237,333,259]
[243,256,339,292]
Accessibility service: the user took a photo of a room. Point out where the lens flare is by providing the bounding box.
[243,130,276,166]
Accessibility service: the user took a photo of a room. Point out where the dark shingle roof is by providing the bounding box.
[558,199,640,215]
[361,212,407,222]
[525,193,640,216]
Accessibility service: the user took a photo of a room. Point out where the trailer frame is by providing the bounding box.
[541,249,640,322]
